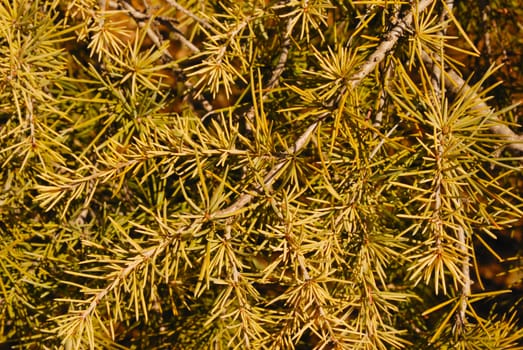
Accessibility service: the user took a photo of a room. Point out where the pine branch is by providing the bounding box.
[214,0,438,221]
[346,0,435,90]
[211,117,323,220]
[421,50,523,152]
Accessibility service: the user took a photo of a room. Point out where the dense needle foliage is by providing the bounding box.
[0,0,522,348]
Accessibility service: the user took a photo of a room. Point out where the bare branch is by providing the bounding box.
[266,18,294,90]
[456,225,471,328]
[164,0,213,31]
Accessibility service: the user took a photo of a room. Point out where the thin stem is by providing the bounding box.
[482,6,492,58]
[440,0,455,34]
[26,97,35,147]
[431,0,455,96]
[164,0,213,31]
[238,17,293,129]
[369,123,399,160]
[98,0,107,26]
[266,18,294,90]
[457,225,471,326]
[374,60,394,128]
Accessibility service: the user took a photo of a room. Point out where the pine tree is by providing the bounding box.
[0,0,522,348]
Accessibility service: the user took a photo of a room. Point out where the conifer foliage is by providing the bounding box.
[0,0,522,348]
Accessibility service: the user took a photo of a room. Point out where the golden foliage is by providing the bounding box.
[0,0,522,349]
